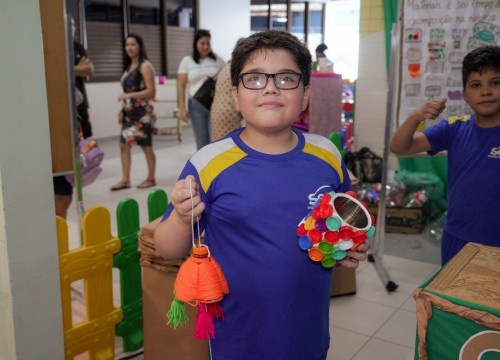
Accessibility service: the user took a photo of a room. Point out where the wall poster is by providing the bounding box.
[397,0,500,128]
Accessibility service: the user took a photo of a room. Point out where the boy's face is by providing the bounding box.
[463,69,500,124]
[232,49,310,133]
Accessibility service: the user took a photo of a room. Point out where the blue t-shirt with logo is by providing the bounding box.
[423,114,500,247]
[163,127,351,360]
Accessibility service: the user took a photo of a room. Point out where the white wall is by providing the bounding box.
[0,1,65,358]
[199,0,251,61]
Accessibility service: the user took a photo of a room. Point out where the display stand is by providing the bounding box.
[367,22,400,293]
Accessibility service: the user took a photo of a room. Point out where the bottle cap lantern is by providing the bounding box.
[297,191,375,268]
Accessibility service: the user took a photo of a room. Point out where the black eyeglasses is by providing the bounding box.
[239,72,303,90]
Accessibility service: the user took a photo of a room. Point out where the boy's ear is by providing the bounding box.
[231,86,240,111]
[301,85,311,111]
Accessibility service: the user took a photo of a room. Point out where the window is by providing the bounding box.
[83,0,196,81]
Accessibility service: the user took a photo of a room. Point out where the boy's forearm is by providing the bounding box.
[153,211,193,260]
[390,114,421,154]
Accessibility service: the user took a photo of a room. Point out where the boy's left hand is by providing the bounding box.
[341,242,370,269]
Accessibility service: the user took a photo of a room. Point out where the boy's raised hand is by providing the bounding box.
[170,175,205,224]
[412,97,448,123]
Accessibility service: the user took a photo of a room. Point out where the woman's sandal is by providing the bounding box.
[137,179,156,189]
[110,181,131,191]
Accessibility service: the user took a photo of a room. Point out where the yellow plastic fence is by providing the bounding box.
[57,206,123,359]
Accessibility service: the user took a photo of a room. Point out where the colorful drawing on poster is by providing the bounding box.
[406,47,422,62]
[425,61,445,74]
[405,84,421,97]
[467,22,500,51]
[447,67,462,87]
[425,85,442,98]
[448,90,462,101]
[449,51,466,64]
[405,29,422,43]
[452,29,467,49]
[408,63,421,78]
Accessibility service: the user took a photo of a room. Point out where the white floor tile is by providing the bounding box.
[330,296,397,336]
[355,264,421,308]
[352,338,414,360]
[328,327,370,360]
[373,309,417,348]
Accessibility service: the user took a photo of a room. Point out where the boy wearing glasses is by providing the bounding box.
[154,30,369,360]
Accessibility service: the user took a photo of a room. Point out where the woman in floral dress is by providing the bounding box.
[111,33,157,190]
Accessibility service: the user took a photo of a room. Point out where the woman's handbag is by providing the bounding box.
[65,139,104,187]
[192,77,216,111]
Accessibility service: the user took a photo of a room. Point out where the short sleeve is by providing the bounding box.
[422,119,449,155]
[177,56,191,74]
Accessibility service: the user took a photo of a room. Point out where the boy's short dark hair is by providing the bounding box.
[462,45,500,86]
[230,30,312,87]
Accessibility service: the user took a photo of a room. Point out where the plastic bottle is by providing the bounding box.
[405,190,428,208]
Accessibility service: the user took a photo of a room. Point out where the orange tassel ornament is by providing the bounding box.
[166,180,229,340]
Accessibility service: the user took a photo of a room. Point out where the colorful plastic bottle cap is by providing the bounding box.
[304,216,315,230]
[321,204,334,218]
[352,230,367,244]
[308,229,323,244]
[345,191,358,199]
[338,239,354,250]
[324,230,340,244]
[369,214,376,226]
[308,248,324,262]
[366,226,376,239]
[331,248,347,260]
[321,193,332,205]
[297,223,307,236]
[298,236,313,250]
[318,241,334,254]
[339,226,354,240]
[315,218,328,232]
[326,216,342,231]
[321,255,336,268]
[329,191,336,197]
[312,206,322,220]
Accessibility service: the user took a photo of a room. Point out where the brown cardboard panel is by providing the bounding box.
[368,206,423,234]
[142,267,209,360]
[331,266,356,297]
[425,243,500,311]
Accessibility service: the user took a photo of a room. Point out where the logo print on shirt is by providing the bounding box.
[308,185,332,209]
[489,147,500,158]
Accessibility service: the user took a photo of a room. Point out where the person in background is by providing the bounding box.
[177,29,225,149]
[154,30,369,359]
[390,45,500,265]
[72,17,94,139]
[110,33,157,191]
[210,60,243,141]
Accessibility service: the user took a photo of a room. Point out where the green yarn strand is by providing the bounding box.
[167,297,189,329]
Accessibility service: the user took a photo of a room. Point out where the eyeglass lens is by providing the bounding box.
[241,73,302,90]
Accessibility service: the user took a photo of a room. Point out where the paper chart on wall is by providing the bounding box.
[397,0,500,128]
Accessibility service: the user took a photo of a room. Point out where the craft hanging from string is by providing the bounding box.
[297,191,376,268]
[166,179,229,340]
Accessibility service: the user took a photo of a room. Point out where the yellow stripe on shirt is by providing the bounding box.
[447,115,470,125]
[303,134,344,183]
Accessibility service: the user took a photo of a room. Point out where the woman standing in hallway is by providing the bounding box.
[177,29,225,149]
[111,33,157,191]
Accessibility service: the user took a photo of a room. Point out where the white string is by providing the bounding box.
[189,178,202,249]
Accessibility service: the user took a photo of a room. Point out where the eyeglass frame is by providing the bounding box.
[238,72,304,90]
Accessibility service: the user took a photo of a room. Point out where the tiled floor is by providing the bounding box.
[65,124,442,360]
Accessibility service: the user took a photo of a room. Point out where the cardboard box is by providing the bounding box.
[331,266,356,297]
[414,243,500,359]
[139,221,209,360]
[368,206,423,234]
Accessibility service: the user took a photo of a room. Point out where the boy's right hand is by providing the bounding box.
[170,175,205,224]
[411,97,447,123]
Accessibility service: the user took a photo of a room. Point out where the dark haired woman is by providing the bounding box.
[177,29,225,150]
[111,33,157,191]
